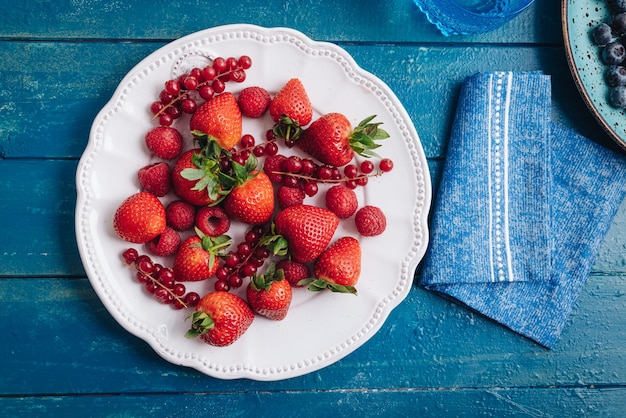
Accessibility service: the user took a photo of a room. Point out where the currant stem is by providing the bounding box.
[124,261,189,309]
[152,66,245,120]
[274,170,385,183]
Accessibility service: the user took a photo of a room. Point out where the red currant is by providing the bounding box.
[201,66,216,81]
[264,141,279,156]
[212,79,226,93]
[238,55,252,69]
[122,248,139,264]
[198,85,214,101]
[164,79,180,95]
[241,134,255,148]
[212,57,227,72]
[344,164,358,178]
[379,158,394,172]
[184,292,200,307]
[180,98,197,114]
[360,160,375,174]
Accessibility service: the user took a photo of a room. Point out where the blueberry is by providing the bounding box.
[609,85,626,107]
[602,41,626,65]
[606,65,626,86]
[593,22,614,45]
[612,12,626,35]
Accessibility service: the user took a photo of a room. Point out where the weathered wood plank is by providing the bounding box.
[1,386,622,417]
[0,41,610,160]
[1,274,625,395]
[0,1,560,44]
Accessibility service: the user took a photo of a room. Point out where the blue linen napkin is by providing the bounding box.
[420,71,626,348]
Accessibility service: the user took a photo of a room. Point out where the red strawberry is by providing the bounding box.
[171,148,219,206]
[273,204,339,263]
[238,86,271,118]
[269,78,313,144]
[165,200,196,231]
[246,263,292,320]
[145,126,183,160]
[146,226,180,257]
[185,291,254,347]
[325,185,358,218]
[195,206,231,237]
[355,205,387,236]
[113,192,166,244]
[306,236,361,294]
[190,92,242,150]
[276,258,311,288]
[138,162,171,197]
[297,114,389,167]
[172,234,231,282]
[223,171,274,225]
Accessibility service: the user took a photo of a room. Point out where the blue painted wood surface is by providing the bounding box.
[1,0,626,416]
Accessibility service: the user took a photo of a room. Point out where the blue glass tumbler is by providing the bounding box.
[413,0,534,36]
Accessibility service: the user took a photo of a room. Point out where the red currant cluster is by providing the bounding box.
[264,152,394,197]
[228,132,280,166]
[150,55,252,127]
[122,248,200,309]
[214,225,271,292]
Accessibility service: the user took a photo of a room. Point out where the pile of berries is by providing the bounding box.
[150,55,252,126]
[113,53,395,347]
[122,248,200,309]
[591,2,626,107]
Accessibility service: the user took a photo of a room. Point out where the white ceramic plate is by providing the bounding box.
[562,0,626,151]
[75,24,431,381]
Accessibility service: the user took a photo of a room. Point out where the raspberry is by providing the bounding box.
[195,206,231,237]
[145,126,183,160]
[138,162,171,197]
[237,86,271,118]
[165,200,196,231]
[146,226,181,256]
[277,259,310,287]
[354,205,386,236]
[325,185,358,219]
[278,185,305,209]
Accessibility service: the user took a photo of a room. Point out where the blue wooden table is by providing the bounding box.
[2,1,626,416]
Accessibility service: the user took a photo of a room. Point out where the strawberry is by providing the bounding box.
[171,148,221,206]
[325,185,358,218]
[145,126,183,160]
[355,205,387,236]
[238,86,271,118]
[172,233,231,282]
[113,192,166,243]
[272,204,339,263]
[246,263,292,320]
[305,236,361,294]
[185,291,254,347]
[138,162,171,197]
[269,78,313,145]
[190,92,242,150]
[297,114,389,167]
[223,170,274,225]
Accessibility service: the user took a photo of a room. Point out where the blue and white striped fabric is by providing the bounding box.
[420,71,626,348]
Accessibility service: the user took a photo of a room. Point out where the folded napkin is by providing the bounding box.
[420,71,626,348]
